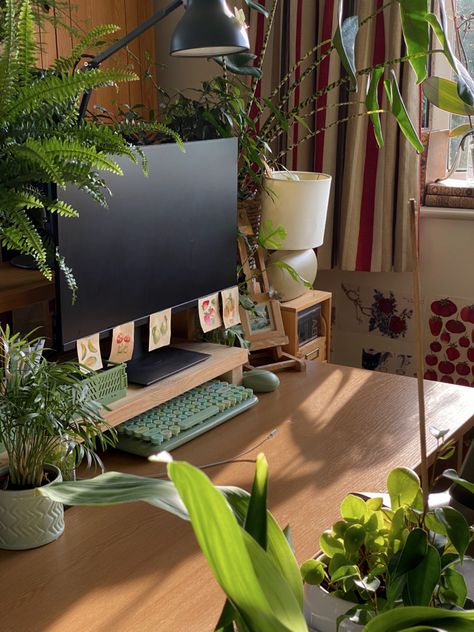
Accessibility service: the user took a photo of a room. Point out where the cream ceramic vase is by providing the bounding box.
[0,464,64,550]
[267,249,318,301]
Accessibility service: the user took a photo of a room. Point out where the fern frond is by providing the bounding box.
[34,137,125,175]
[17,0,37,87]
[47,199,79,218]
[55,248,77,300]
[0,0,18,116]
[53,24,121,74]
[12,138,66,185]
[5,68,139,121]
[0,205,47,263]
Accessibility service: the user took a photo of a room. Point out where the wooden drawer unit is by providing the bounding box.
[280,290,332,362]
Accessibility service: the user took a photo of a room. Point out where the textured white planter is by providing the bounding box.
[0,464,64,550]
[261,171,332,249]
[304,584,363,632]
[267,249,318,302]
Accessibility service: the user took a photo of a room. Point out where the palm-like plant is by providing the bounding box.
[0,0,179,293]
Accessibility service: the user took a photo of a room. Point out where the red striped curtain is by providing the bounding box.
[248,0,420,273]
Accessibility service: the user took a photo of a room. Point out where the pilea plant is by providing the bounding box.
[301,466,473,627]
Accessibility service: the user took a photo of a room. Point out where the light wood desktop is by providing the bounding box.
[1,362,474,632]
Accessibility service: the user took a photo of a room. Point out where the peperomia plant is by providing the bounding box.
[301,467,473,627]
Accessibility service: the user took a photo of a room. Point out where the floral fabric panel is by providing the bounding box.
[109,322,135,363]
[149,308,172,351]
[221,286,241,329]
[340,283,414,339]
[76,333,103,371]
[425,297,474,387]
[198,293,222,333]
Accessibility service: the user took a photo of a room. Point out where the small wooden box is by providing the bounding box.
[280,290,332,362]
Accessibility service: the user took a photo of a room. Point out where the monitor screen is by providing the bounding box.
[54,138,238,352]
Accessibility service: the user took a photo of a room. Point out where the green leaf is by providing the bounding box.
[434,507,470,562]
[442,469,474,496]
[405,544,441,606]
[387,467,421,511]
[384,71,424,153]
[243,0,269,17]
[397,0,429,84]
[366,68,385,148]
[272,261,313,290]
[442,567,467,608]
[449,124,473,138]
[364,606,474,632]
[168,461,307,632]
[340,494,368,521]
[214,54,262,78]
[344,524,366,554]
[257,220,286,250]
[392,528,428,582]
[320,531,344,557]
[333,12,358,90]
[422,77,474,117]
[243,453,268,549]
[300,559,325,586]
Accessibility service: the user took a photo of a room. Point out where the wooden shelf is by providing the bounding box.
[102,342,248,429]
[0,262,55,314]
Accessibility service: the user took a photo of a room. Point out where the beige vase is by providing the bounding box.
[304,583,363,632]
[0,464,64,550]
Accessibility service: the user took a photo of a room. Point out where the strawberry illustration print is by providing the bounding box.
[446,345,460,361]
[456,362,470,376]
[109,322,134,363]
[441,375,454,384]
[438,360,455,375]
[431,299,457,317]
[425,354,438,366]
[468,348,474,363]
[440,331,451,344]
[459,336,470,348]
[446,319,466,334]
[429,316,442,336]
[457,378,469,386]
[198,293,222,333]
[460,304,474,323]
[424,370,437,381]
[430,341,442,352]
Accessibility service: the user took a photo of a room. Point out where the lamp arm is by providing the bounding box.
[77,0,185,122]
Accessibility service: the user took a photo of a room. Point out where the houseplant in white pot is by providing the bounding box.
[0,326,116,550]
[301,466,473,631]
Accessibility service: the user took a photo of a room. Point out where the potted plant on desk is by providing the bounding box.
[301,466,473,631]
[0,326,116,550]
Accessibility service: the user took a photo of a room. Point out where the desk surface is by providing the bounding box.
[1,362,474,632]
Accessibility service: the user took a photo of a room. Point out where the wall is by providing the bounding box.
[316,208,474,387]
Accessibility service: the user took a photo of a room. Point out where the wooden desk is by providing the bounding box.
[1,362,473,632]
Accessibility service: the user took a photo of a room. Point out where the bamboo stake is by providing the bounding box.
[409,198,430,513]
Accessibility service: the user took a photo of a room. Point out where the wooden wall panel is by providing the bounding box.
[36,0,157,117]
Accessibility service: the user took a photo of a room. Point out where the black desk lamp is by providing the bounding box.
[78,0,250,120]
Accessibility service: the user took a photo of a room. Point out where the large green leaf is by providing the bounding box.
[384,72,424,153]
[405,544,441,606]
[397,0,429,84]
[168,461,307,632]
[333,8,358,90]
[392,529,428,581]
[364,606,474,632]
[426,4,474,107]
[434,507,470,562]
[387,467,422,510]
[366,67,385,148]
[422,77,474,117]
[442,469,474,496]
[214,53,262,78]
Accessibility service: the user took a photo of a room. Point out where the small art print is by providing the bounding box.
[425,297,474,387]
[149,308,171,351]
[341,284,413,339]
[361,347,415,376]
[76,333,103,371]
[109,321,135,363]
[221,286,241,329]
[198,293,222,333]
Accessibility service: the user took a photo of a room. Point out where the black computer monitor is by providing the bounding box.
[53,138,238,385]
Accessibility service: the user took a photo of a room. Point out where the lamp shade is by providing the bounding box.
[170,0,250,57]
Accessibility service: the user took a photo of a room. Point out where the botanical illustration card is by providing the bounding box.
[361,346,415,377]
[149,308,172,351]
[198,293,222,333]
[76,333,103,371]
[424,296,474,387]
[221,286,241,329]
[109,322,135,363]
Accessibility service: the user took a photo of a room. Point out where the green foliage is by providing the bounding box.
[0,0,158,291]
[0,325,116,488]
[302,467,473,624]
[40,454,307,632]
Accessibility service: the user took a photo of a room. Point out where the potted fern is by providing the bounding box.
[0,326,116,550]
[0,0,179,295]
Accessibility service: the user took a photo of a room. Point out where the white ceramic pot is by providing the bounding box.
[267,249,318,302]
[304,584,363,632]
[0,464,64,550]
[261,171,332,249]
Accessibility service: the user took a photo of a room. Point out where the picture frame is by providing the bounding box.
[239,293,288,351]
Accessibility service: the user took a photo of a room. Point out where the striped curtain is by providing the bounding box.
[247,0,420,273]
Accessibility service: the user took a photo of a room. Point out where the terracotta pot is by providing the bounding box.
[0,464,64,550]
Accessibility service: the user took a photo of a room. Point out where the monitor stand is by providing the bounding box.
[126,345,210,386]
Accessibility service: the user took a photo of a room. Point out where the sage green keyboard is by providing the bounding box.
[116,380,258,457]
